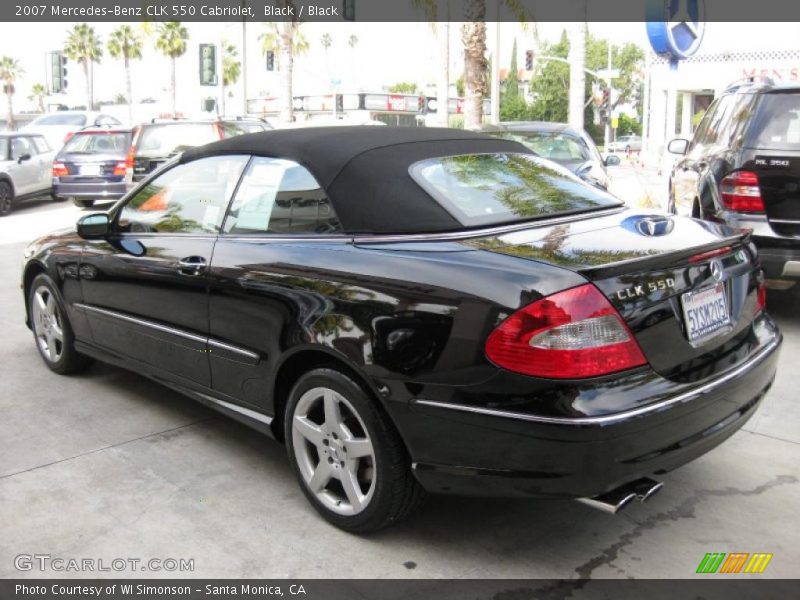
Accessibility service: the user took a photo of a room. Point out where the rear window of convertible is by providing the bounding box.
[409,153,621,228]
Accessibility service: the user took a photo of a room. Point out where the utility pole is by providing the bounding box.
[436,0,450,127]
[567,21,586,130]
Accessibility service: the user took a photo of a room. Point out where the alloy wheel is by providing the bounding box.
[0,184,11,215]
[31,285,64,363]
[291,386,376,516]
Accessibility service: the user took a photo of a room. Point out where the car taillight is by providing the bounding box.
[485,284,647,379]
[112,161,128,176]
[755,281,767,315]
[52,162,69,177]
[720,171,765,213]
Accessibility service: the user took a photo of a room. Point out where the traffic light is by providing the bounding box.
[525,50,533,71]
[199,44,218,86]
[266,51,275,71]
[343,0,356,21]
[50,52,68,93]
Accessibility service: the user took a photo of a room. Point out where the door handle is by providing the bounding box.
[177,256,207,276]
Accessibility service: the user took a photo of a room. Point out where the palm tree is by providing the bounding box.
[321,33,333,90]
[348,34,359,90]
[221,42,242,117]
[107,25,143,125]
[28,82,47,113]
[64,23,102,110]
[259,9,309,123]
[0,57,22,130]
[155,21,189,118]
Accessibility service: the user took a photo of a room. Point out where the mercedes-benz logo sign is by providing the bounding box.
[635,216,675,237]
[710,258,724,282]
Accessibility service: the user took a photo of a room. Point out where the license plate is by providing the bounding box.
[79,165,102,176]
[680,283,731,342]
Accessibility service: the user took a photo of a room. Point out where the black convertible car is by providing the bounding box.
[22,127,781,532]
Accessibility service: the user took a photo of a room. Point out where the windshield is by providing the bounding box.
[748,94,800,150]
[33,113,87,126]
[61,132,130,155]
[493,131,591,162]
[410,153,621,228]
[137,123,218,156]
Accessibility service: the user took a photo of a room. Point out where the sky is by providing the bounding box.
[0,21,798,113]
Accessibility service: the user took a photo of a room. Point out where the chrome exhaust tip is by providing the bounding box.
[577,477,663,514]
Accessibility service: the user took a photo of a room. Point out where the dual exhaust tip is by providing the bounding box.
[577,477,664,514]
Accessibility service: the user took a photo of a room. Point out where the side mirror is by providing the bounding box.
[667,139,689,155]
[604,154,622,167]
[77,213,110,239]
[17,153,31,163]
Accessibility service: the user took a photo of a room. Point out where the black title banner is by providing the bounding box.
[2,579,800,600]
[5,0,800,22]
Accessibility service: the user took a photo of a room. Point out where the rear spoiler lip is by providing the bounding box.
[579,231,752,281]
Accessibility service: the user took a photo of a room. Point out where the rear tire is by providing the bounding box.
[0,181,13,216]
[285,367,424,533]
[73,199,95,208]
[28,273,92,375]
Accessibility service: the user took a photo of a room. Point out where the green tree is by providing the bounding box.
[28,82,46,113]
[107,25,143,124]
[528,30,644,142]
[64,23,102,110]
[154,21,188,117]
[221,42,241,116]
[388,82,417,94]
[0,57,22,130]
[505,38,519,99]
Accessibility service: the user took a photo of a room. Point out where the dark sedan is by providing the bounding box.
[52,127,133,207]
[22,127,780,532]
[481,121,620,189]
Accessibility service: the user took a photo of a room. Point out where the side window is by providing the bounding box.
[10,137,34,160]
[223,157,342,235]
[690,98,720,149]
[701,95,734,147]
[117,155,248,234]
[32,136,50,153]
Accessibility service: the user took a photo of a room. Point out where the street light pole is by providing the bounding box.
[604,43,612,150]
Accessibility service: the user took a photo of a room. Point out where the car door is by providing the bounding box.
[8,136,39,195]
[78,155,249,387]
[207,156,346,412]
[30,135,55,191]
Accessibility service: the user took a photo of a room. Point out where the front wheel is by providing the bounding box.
[29,273,92,374]
[285,367,424,533]
[0,181,13,216]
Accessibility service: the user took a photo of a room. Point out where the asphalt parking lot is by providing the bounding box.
[1,192,798,579]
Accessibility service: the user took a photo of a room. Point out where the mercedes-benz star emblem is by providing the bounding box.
[710,259,724,282]
[635,216,675,237]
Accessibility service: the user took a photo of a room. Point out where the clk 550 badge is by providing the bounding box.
[617,278,676,300]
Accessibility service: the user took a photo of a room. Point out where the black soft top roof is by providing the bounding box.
[181,126,532,233]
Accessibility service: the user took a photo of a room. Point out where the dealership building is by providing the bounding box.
[644,48,800,153]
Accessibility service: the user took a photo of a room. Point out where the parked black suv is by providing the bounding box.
[129,117,270,182]
[668,78,800,288]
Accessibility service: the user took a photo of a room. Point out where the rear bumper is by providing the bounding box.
[53,181,128,201]
[391,327,781,499]
[756,244,800,279]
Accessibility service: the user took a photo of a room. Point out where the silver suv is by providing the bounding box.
[0,133,56,216]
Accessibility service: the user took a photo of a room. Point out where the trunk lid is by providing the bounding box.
[467,210,762,381]
[57,152,126,183]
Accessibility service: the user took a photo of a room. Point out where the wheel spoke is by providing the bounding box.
[44,294,55,316]
[345,438,373,459]
[46,335,57,361]
[323,389,342,432]
[293,416,325,446]
[340,466,365,511]
[307,461,332,493]
[35,291,47,313]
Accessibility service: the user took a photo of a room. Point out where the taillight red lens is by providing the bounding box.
[720,171,765,213]
[485,284,647,379]
[112,161,127,176]
[755,281,767,315]
[52,162,69,177]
